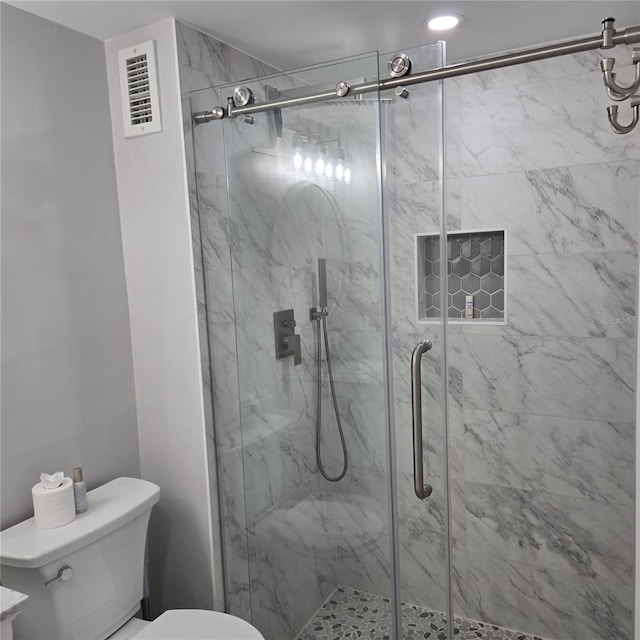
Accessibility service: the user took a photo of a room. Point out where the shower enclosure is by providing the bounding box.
[190,32,638,640]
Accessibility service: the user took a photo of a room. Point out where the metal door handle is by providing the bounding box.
[411,340,433,499]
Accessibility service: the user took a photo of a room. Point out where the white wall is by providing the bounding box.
[104,18,216,615]
[0,3,140,529]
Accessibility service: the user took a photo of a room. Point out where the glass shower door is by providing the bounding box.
[381,43,453,638]
[219,54,394,640]
[191,44,450,640]
[193,52,391,640]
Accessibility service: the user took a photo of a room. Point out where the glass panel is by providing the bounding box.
[380,43,452,638]
[445,49,638,640]
[193,53,406,640]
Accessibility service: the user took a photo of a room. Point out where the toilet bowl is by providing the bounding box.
[120,610,263,639]
[0,478,263,640]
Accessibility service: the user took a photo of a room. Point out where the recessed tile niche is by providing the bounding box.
[417,230,506,321]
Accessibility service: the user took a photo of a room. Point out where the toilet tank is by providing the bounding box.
[0,477,160,640]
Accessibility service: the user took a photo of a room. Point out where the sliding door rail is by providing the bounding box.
[194,20,640,122]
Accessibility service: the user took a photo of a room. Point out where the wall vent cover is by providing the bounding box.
[118,40,162,138]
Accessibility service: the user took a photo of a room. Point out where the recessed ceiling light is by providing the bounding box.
[426,15,461,31]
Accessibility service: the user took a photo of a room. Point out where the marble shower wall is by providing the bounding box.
[177,20,278,619]
[182,25,637,640]
[388,46,638,640]
[448,50,638,640]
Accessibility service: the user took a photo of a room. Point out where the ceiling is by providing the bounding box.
[7,1,640,69]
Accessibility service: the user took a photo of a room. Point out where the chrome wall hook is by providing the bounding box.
[600,49,640,100]
[607,95,640,134]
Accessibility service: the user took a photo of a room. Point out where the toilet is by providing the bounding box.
[0,477,264,640]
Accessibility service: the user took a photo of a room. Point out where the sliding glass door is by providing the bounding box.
[191,43,449,640]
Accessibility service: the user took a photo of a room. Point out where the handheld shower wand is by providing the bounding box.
[318,258,328,308]
[312,258,349,482]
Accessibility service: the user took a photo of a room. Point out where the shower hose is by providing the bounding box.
[315,311,349,482]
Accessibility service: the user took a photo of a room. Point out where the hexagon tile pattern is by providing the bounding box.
[422,231,504,320]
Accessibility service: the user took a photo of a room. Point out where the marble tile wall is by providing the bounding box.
[183,27,637,640]
[451,56,636,640]
[177,21,279,619]
[387,46,638,640]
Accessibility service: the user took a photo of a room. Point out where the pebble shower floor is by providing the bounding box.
[296,587,550,640]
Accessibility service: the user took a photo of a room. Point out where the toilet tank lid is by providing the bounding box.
[0,477,160,568]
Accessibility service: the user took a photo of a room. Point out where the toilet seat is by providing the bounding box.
[131,610,264,640]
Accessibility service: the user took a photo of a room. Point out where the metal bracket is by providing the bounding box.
[607,95,640,134]
[389,53,412,78]
[600,49,640,100]
[193,106,225,123]
[232,86,255,107]
[601,17,616,49]
[336,81,350,97]
[266,85,283,140]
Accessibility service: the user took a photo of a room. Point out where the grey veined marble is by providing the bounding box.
[460,334,635,423]
[186,33,639,640]
[176,21,277,86]
[297,586,552,640]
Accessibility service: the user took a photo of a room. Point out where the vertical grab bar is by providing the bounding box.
[411,339,433,499]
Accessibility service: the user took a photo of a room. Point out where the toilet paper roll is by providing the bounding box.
[32,477,76,529]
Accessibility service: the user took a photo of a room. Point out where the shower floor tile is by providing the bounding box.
[296,586,550,640]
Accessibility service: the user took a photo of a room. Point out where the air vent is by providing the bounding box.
[118,40,162,138]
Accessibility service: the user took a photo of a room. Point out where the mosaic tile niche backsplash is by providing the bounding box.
[418,230,505,320]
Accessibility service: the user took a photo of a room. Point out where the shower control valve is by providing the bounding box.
[274,309,302,366]
[283,334,302,366]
